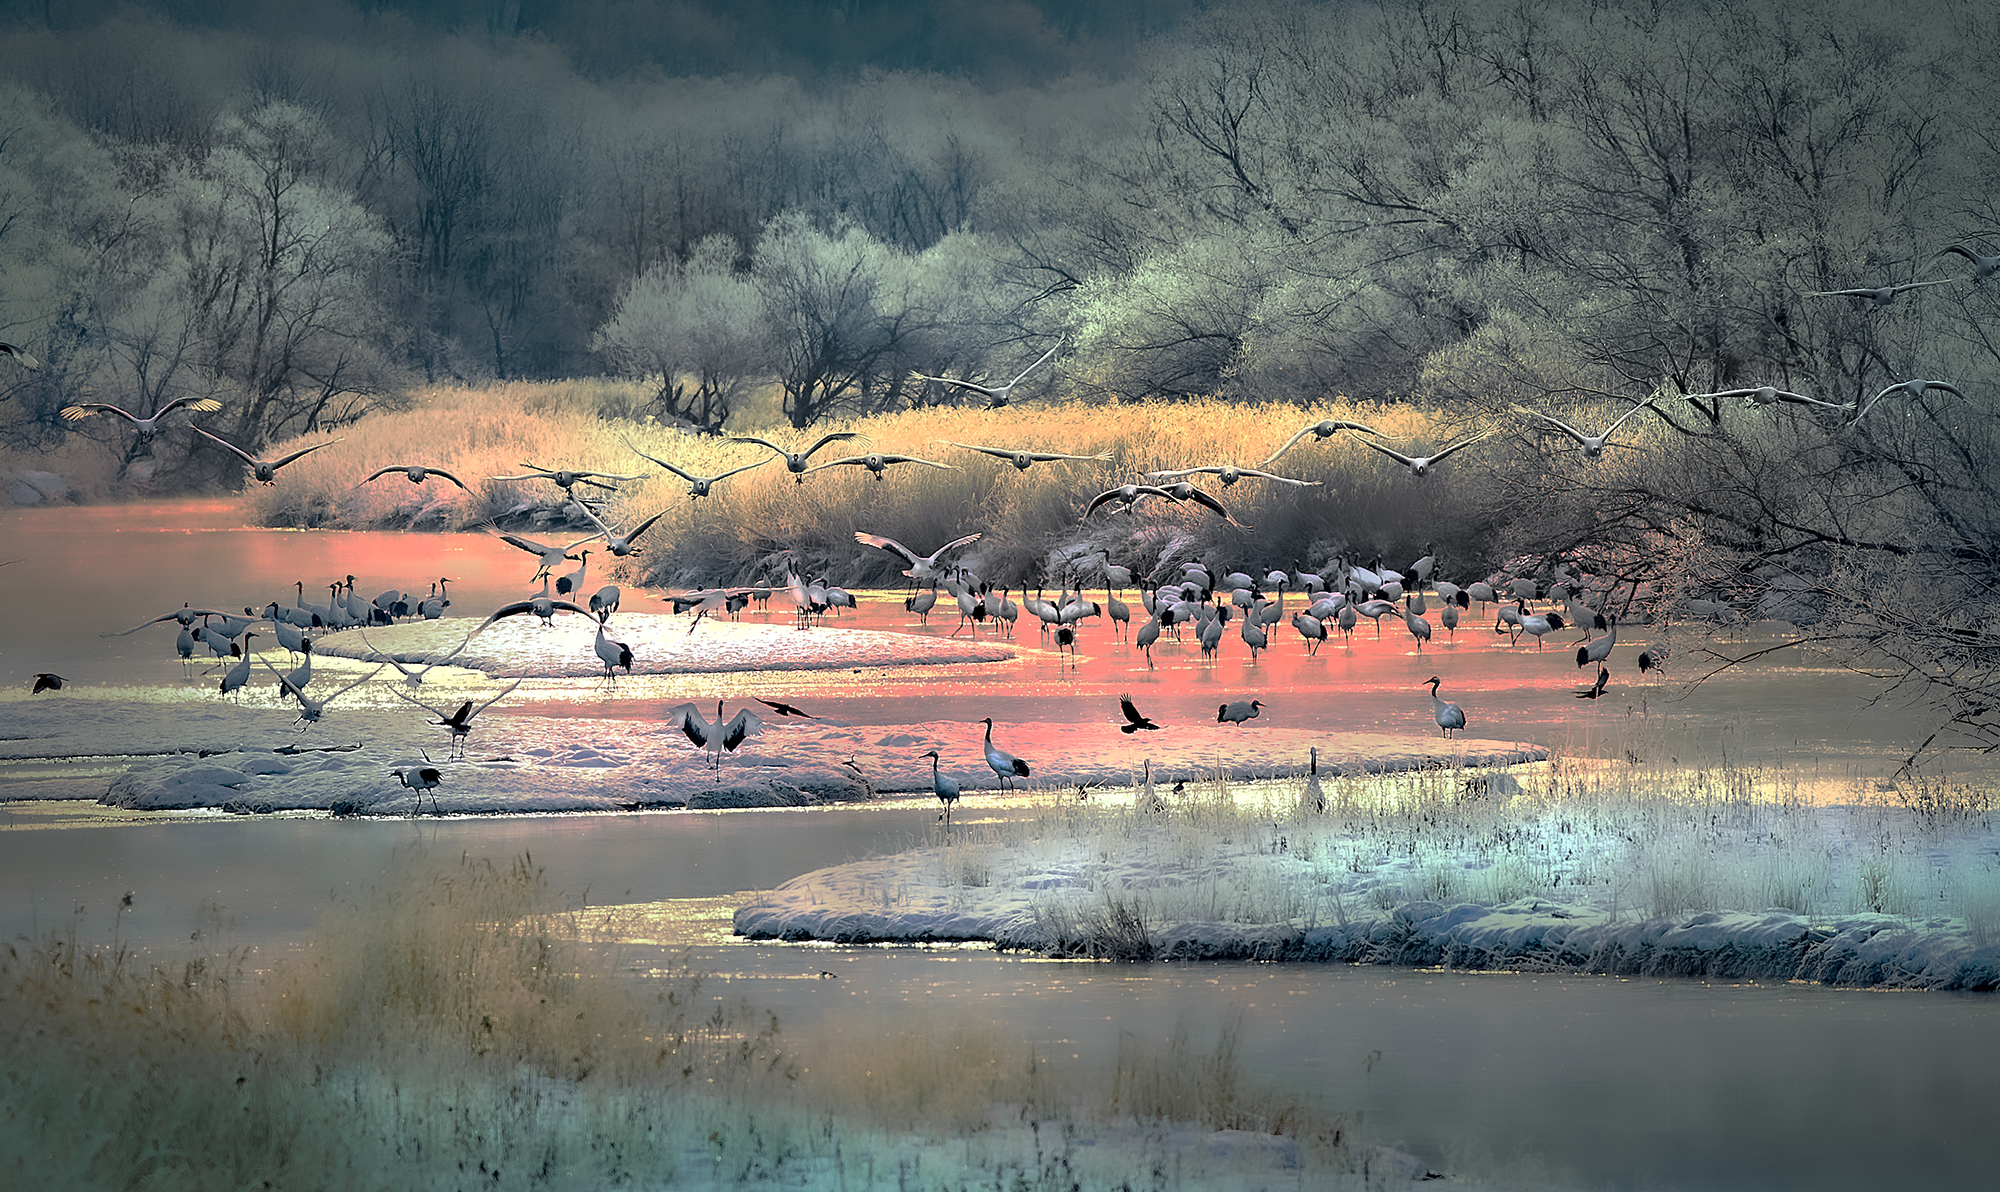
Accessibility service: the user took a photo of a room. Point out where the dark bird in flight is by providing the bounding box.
[1937,243,2000,283]
[60,395,222,440]
[193,426,340,483]
[472,587,595,633]
[911,343,1059,408]
[392,681,522,757]
[1520,398,1655,457]
[623,436,773,498]
[1851,377,1966,424]
[728,432,864,482]
[941,440,1112,471]
[1118,693,1161,733]
[1261,419,1379,467]
[803,452,958,480]
[1354,431,1492,477]
[1803,279,1951,306]
[493,463,641,492]
[1145,464,1321,487]
[362,463,469,490]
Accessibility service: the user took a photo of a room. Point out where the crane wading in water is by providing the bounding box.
[979,717,1031,790]
[1423,676,1466,737]
[921,749,962,822]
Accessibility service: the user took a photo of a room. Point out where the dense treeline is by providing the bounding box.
[2,0,1998,750]
[3,0,1994,445]
[0,6,1129,449]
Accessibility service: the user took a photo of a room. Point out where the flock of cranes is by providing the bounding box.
[38,238,1982,818]
[44,506,1626,819]
[843,518,1659,821]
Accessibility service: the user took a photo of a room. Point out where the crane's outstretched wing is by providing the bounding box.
[1005,343,1061,386]
[268,440,340,470]
[192,426,258,463]
[473,600,592,635]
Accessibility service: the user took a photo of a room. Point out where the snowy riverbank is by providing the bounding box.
[735,771,2000,991]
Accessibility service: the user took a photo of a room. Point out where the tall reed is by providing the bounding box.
[0,852,789,1190]
[237,383,1499,588]
[2,848,1356,1190]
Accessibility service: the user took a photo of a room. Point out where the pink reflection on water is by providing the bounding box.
[523,584,1936,793]
[5,499,1981,792]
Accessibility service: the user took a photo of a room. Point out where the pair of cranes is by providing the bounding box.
[921,717,1031,823]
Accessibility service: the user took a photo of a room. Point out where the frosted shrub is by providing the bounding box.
[1410,859,1468,904]
[1030,887,1157,960]
[1480,852,1554,904]
[1745,844,1832,915]
[1954,867,2000,946]
[1854,853,1917,916]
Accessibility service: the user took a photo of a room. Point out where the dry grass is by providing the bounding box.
[234,384,1496,589]
[1,849,1357,1190]
[1109,1013,1349,1156]
[0,852,791,1191]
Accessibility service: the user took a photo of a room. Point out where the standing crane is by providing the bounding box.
[1422,676,1466,738]
[921,749,963,823]
[979,717,1031,789]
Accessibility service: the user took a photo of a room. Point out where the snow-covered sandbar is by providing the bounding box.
[735,775,2000,991]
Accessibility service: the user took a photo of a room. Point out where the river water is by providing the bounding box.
[3,500,1997,1190]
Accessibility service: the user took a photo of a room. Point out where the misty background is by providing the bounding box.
[2,0,1992,450]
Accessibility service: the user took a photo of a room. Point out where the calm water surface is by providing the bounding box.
[4,501,1997,1190]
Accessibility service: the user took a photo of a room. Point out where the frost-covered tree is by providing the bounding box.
[754,212,936,429]
[592,235,767,433]
[98,103,393,458]
[0,84,121,449]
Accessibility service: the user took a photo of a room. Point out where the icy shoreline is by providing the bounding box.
[314,614,1017,677]
[734,803,2000,991]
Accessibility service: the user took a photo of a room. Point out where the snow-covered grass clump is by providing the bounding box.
[737,757,2000,989]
